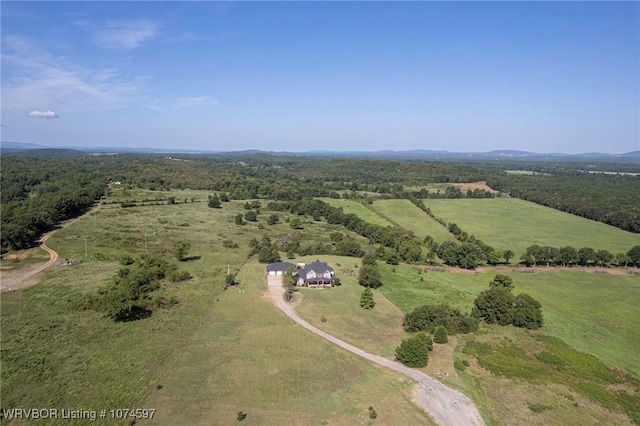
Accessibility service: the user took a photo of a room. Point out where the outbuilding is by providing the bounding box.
[266,262,296,276]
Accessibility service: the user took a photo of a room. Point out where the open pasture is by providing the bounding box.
[319,198,393,227]
[369,199,456,243]
[423,198,639,260]
[377,263,640,377]
[1,193,431,425]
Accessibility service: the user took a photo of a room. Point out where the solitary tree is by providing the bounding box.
[267,214,280,225]
[244,210,257,222]
[234,214,244,225]
[359,287,375,309]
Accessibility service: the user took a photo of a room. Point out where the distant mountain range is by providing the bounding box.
[1,141,638,162]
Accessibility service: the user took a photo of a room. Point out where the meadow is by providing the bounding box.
[1,189,432,425]
[423,198,640,260]
[2,186,639,425]
[368,199,456,243]
[318,198,393,227]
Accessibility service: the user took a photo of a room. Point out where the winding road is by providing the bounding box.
[1,204,100,292]
[266,277,485,426]
[0,230,59,292]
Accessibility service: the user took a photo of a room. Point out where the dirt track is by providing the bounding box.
[0,230,59,292]
[0,205,100,292]
[266,276,485,426]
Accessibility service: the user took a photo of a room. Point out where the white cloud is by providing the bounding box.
[2,34,142,114]
[28,109,59,119]
[86,19,159,50]
[176,96,218,108]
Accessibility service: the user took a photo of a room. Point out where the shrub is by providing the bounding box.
[433,326,448,344]
[395,334,432,367]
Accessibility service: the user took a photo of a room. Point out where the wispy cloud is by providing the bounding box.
[81,19,159,50]
[176,96,218,108]
[1,34,141,114]
[28,109,59,119]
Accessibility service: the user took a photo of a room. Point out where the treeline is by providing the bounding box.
[2,153,638,253]
[521,244,640,268]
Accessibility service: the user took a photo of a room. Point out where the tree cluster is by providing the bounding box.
[472,275,543,329]
[249,236,281,264]
[80,254,181,322]
[403,303,478,335]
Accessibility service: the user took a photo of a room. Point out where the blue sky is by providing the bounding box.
[1,1,638,153]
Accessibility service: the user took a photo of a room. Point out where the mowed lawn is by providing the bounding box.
[369,199,456,243]
[423,198,640,259]
[143,261,433,425]
[294,255,407,358]
[318,198,393,227]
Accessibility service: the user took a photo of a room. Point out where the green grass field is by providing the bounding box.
[3,188,639,425]
[423,198,640,260]
[318,198,394,227]
[1,190,432,425]
[369,199,456,243]
[376,263,640,377]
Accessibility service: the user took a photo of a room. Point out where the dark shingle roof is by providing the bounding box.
[266,262,296,272]
[300,261,334,276]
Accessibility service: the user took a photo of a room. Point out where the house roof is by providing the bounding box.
[266,262,296,272]
[300,261,334,276]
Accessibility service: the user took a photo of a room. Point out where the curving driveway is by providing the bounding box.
[267,279,485,426]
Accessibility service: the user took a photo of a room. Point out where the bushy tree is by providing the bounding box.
[577,247,596,266]
[472,287,515,326]
[267,214,279,225]
[234,214,244,225]
[627,245,640,267]
[358,264,382,288]
[359,287,375,309]
[395,334,432,367]
[433,326,448,344]
[489,274,514,290]
[512,293,543,329]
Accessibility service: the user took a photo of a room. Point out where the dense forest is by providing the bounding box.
[1,152,639,253]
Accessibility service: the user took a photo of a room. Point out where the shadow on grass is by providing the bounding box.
[182,255,201,262]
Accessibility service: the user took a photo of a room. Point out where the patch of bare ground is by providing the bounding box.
[424,336,458,381]
[452,181,500,194]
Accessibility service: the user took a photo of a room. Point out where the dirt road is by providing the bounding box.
[266,277,485,426]
[1,204,100,292]
[0,230,59,292]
